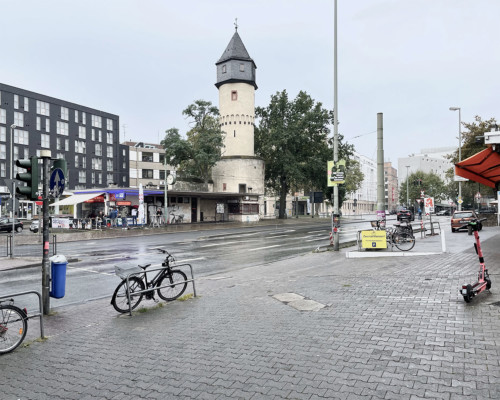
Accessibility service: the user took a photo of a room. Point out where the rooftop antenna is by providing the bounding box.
[234,18,238,32]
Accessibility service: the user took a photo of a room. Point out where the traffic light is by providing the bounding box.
[52,158,67,178]
[15,156,39,200]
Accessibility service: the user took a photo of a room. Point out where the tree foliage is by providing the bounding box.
[161,100,225,183]
[445,115,497,206]
[399,170,447,208]
[255,90,363,218]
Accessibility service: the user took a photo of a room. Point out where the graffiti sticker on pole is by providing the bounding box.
[327,160,346,187]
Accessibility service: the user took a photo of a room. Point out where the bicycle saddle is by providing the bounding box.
[138,264,151,270]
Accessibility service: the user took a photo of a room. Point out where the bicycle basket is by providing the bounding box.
[114,265,142,280]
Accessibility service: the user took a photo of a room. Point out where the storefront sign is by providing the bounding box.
[361,230,387,249]
[110,193,126,201]
[116,201,131,206]
[51,217,70,229]
[216,203,225,213]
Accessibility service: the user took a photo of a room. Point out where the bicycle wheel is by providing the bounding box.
[111,277,145,313]
[393,232,415,251]
[0,305,28,355]
[157,270,188,301]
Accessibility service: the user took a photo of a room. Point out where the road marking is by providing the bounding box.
[267,234,289,238]
[177,257,205,263]
[201,241,239,248]
[248,244,281,251]
[67,266,115,276]
[97,255,130,261]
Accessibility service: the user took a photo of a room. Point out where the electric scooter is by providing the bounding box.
[460,218,492,303]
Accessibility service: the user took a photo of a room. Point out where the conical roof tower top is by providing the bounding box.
[215,28,257,89]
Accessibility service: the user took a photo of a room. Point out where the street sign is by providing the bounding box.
[424,197,435,214]
[327,160,346,186]
[50,168,65,198]
[420,190,425,197]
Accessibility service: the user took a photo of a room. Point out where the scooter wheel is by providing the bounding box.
[463,284,473,303]
[486,278,492,290]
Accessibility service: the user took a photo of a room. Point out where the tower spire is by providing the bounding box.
[234,18,238,32]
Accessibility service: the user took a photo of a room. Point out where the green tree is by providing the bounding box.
[161,100,225,183]
[445,115,497,206]
[399,170,447,208]
[255,90,363,218]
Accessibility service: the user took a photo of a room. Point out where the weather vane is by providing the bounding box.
[234,18,238,31]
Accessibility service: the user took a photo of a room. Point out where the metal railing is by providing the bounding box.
[0,290,45,339]
[2,234,57,258]
[121,263,197,316]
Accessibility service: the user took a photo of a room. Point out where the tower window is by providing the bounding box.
[231,91,237,101]
[234,130,236,137]
[222,64,227,73]
[239,63,245,72]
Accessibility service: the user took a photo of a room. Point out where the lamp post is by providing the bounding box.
[406,165,410,208]
[164,155,168,225]
[10,124,17,238]
[449,107,462,211]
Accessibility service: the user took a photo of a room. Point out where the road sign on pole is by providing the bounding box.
[49,168,65,198]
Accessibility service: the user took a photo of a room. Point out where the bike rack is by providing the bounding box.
[0,290,45,339]
[120,263,197,316]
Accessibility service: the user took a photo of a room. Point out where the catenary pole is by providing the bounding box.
[333,0,340,251]
[376,113,385,214]
[41,150,51,315]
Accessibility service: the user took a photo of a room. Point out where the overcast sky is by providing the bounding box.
[2,0,499,169]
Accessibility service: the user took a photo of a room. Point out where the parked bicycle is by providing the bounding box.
[371,219,415,251]
[0,299,28,355]
[111,250,188,313]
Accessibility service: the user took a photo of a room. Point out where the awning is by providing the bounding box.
[455,148,500,189]
[50,192,105,206]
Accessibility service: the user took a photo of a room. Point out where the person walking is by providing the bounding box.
[131,208,137,226]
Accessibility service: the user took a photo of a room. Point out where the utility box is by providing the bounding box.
[50,255,68,299]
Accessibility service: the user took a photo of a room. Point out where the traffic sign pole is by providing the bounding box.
[41,150,51,315]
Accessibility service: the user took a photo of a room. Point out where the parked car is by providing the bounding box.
[0,218,23,233]
[397,209,414,221]
[30,220,40,233]
[436,209,451,216]
[451,210,479,232]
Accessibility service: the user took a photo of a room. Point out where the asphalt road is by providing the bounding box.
[0,215,473,310]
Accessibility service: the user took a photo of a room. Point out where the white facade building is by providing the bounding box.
[398,147,455,187]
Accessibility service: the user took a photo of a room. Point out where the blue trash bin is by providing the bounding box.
[50,255,68,299]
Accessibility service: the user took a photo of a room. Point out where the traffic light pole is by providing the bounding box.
[11,180,15,259]
[41,151,51,315]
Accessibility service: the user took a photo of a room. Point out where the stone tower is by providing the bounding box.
[211,28,265,220]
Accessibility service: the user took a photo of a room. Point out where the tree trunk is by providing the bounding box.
[279,177,288,219]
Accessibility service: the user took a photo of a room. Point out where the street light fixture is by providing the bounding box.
[406,165,410,208]
[449,107,462,211]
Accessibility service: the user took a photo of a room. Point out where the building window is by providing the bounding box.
[91,115,102,128]
[75,155,79,168]
[41,134,50,148]
[0,162,5,178]
[57,121,69,136]
[14,95,19,109]
[57,137,69,151]
[107,145,113,158]
[60,106,69,120]
[14,112,24,127]
[95,143,102,156]
[231,91,237,101]
[79,170,86,183]
[14,129,29,145]
[222,64,227,73]
[159,170,165,180]
[107,159,113,170]
[45,118,50,132]
[82,156,86,168]
[76,140,86,154]
[0,108,5,124]
[0,127,5,141]
[239,63,244,72]
[0,144,5,159]
[74,110,79,123]
[92,158,102,170]
[79,126,86,139]
[142,169,153,179]
[107,132,113,143]
[24,97,29,111]
[142,152,153,162]
[36,100,50,116]
[107,119,113,131]
[223,183,227,191]
[82,112,86,125]
[36,117,41,130]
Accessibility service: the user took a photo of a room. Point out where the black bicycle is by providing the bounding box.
[371,219,415,251]
[111,250,188,313]
[0,299,28,355]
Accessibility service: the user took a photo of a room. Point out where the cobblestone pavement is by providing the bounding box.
[1,231,499,399]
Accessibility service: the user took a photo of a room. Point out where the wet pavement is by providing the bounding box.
[0,221,499,399]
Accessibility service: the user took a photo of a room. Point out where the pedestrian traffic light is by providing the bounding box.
[15,156,39,201]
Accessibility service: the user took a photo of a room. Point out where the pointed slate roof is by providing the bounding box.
[216,31,254,65]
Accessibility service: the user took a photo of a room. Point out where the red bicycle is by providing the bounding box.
[460,218,492,302]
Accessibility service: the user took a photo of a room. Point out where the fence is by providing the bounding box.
[1,234,57,258]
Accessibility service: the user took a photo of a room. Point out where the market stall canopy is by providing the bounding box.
[455,148,500,189]
[50,192,105,206]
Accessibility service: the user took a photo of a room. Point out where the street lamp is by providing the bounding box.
[449,107,462,211]
[405,165,410,208]
[10,124,17,180]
